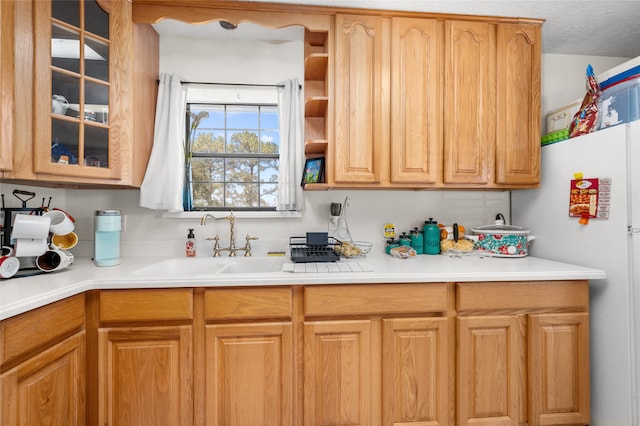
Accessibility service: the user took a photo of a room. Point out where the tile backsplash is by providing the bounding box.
[1,183,509,258]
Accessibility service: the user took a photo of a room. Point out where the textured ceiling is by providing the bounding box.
[153,0,640,58]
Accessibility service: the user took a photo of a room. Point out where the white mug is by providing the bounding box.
[0,255,20,279]
[1,246,14,256]
[44,210,74,236]
[14,238,49,257]
[52,94,68,115]
[11,214,51,240]
[36,248,74,272]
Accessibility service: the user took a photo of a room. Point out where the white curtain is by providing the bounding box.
[140,73,187,211]
[277,78,305,211]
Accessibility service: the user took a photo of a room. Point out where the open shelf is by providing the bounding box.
[301,183,329,191]
[303,29,329,189]
[304,97,328,117]
[304,53,328,81]
[305,140,328,156]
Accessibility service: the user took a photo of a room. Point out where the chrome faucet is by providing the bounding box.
[201,212,258,257]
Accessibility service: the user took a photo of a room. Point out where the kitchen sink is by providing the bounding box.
[216,256,286,274]
[131,256,286,278]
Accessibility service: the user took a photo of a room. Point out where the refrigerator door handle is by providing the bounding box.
[630,225,640,425]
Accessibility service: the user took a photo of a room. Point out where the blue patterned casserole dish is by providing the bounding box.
[468,219,535,257]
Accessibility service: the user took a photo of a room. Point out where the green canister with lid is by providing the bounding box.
[410,227,424,254]
[422,218,440,255]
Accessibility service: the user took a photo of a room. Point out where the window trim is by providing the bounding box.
[186,101,281,211]
[161,210,302,220]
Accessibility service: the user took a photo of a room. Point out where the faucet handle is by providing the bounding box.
[243,234,258,256]
[206,235,221,257]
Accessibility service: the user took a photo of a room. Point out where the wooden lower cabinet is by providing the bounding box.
[304,317,450,426]
[529,313,590,426]
[304,320,375,426]
[457,315,521,426]
[203,287,295,426]
[382,317,449,426]
[0,294,86,426]
[95,289,194,426]
[97,325,193,425]
[1,331,86,425]
[0,281,590,426]
[205,322,294,426]
[303,283,450,426]
[456,282,590,426]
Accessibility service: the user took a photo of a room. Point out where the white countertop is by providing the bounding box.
[0,254,606,320]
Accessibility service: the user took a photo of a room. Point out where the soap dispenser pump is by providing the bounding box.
[186,228,196,257]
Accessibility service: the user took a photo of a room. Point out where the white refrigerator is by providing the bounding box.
[512,121,640,426]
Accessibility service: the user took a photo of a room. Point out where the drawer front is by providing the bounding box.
[304,283,448,316]
[456,281,589,313]
[1,294,85,367]
[100,289,193,322]
[204,287,292,320]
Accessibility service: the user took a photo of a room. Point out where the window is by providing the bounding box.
[186,103,280,210]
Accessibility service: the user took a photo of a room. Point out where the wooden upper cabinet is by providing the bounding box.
[332,14,540,189]
[333,14,389,185]
[443,20,496,185]
[496,23,541,185]
[33,0,120,180]
[0,0,14,172]
[4,0,157,187]
[390,17,442,185]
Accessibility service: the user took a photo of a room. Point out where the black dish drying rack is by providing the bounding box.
[289,233,341,263]
[1,190,48,247]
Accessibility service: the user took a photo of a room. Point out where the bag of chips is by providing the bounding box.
[569,64,601,138]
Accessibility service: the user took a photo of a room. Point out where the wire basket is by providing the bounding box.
[334,240,372,258]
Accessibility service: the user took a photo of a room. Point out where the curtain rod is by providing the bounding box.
[157,80,301,89]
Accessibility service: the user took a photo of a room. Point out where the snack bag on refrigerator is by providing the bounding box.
[569,64,601,138]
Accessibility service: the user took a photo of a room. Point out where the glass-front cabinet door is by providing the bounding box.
[34,0,120,180]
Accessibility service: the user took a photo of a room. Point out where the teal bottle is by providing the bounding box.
[410,227,424,254]
[385,239,400,254]
[399,232,411,246]
[423,218,440,255]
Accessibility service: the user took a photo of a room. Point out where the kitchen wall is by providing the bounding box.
[0,29,631,259]
[0,182,510,258]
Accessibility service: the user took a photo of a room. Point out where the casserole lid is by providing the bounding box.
[472,223,529,234]
[471,217,530,235]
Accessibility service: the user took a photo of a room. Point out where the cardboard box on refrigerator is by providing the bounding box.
[545,99,582,134]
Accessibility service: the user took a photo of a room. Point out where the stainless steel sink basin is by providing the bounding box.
[131,257,286,278]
